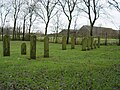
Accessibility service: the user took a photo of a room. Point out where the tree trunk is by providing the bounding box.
[90,25,93,36]
[13,18,17,40]
[45,21,49,36]
[22,17,26,41]
[119,30,120,45]
[55,29,58,43]
[67,20,72,44]
[1,27,4,41]
[28,14,32,40]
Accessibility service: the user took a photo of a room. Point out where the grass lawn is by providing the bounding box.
[0,41,120,90]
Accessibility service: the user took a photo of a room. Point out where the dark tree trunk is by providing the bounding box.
[22,17,26,41]
[105,32,107,45]
[45,20,49,36]
[1,27,4,41]
[28,14,32,40]
[90,25,93,36]
[118,30,120,45]
[67,19,72,44]
[13,18,17,40]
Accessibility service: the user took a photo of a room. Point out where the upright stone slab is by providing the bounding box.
[71,36,75,49]
[30,35,36,59]
[44,36,49,57]
[93,40,97,49]
[21,43,26,55]
[62,36,66,50]
[3,35,10,56]
[87,37,91,50]
[98,36,100,48]
[91,37,94,49]
[82,37,87,51]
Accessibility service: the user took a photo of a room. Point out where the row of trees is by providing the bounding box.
[0,0,120,43]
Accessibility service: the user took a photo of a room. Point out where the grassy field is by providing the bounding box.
[0,41,120,90]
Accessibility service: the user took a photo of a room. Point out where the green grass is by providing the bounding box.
[0,41,120,90]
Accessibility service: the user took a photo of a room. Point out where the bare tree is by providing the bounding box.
[26,0,37,39]
[58,0,78,44]
[78,0,103,36]
[108,0,120,12]
[0,0,11,40]
[51,12,62,43]
[34,0,58,35]
[12,0,23,40]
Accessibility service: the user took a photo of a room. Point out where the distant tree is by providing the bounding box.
[26,0,37,39]
[0,0,11,40]
[77,0,103,36]
[58,0,78,44]
[108,0,120,12]
[12,0,23,40]
[34,0,58,35]
[51,12,62,43]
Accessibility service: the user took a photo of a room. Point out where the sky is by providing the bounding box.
[0,0,120,34]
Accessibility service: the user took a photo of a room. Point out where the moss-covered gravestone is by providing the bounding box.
[91,37,94,49]
[93,40,97,49]
[62,36,66,50]
[98,36,100,48]
[3,35,10,56]
[87,37,91,50]
[44,36,49,57]
[30,35,36,59]
[71,36,75,49]
[21,43,26,55]
[82,37,87,51]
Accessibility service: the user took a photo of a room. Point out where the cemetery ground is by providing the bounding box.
[0,41,120,90]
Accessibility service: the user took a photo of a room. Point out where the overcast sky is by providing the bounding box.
[0,0,120,34]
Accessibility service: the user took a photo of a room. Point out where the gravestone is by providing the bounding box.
[30,35,36,59]
[71,36,75,49]
[94,40,97,49]
[87,37,91,50]
[44,36,49,57]
[3,35,10,56]
[62,36,66,50]
[82,37,87,51]
[91,37,94,49]
[98,36,100,48]
[21,43,26,55]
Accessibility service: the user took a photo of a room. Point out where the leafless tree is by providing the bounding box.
[51,12,62,43]
[108,0,120,12]
[34,0,58,35]
[26,0,37,39]
[12,0,23,40]
[58,0,78,44]
[78,0,103,36]
[0,0,11,40]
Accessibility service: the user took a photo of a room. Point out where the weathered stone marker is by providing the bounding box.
[3,35,10,56]
[30,35,36,59]
[21,43,26,55]
[82,37,87,51]
[71,36,75,49]
[44,36,49,57]
[94,40,97,49]
[98,36,100,48]
[62,36,66,50]
[91,36,94,49]
[87,37,91,50]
